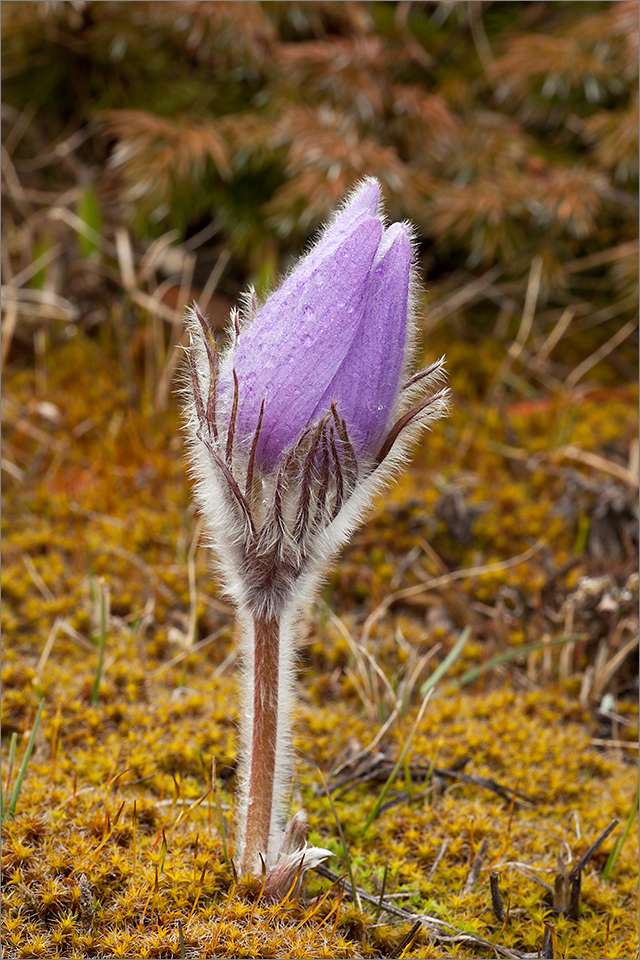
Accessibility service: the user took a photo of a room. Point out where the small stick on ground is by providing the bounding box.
[554,818,619,918]
[567,818,619,919]
[390,920,422,959]
[574,818,619,876]
[541,921,556,959]
[490,870,506,923]
[464,838,489,894]
[314,863,533,959]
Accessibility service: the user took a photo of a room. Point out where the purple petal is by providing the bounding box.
[321,179,380,249]
[313,223,412,455]
[291,178,380,274]
[223,218,383,469]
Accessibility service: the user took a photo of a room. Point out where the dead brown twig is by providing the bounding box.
[313,863,537,959]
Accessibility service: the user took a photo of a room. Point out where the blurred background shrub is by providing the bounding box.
[1,0,638,394]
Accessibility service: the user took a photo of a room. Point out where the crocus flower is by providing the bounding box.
[184,178,448,895]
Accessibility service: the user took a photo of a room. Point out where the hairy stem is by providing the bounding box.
[242,615,280,875]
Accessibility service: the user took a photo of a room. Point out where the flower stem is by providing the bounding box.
[242,615,280,875]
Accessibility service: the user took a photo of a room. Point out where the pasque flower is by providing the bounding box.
[184,178,448,895]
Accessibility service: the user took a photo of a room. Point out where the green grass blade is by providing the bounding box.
[362,628,471,835]
[361,688,432,835]
[77,182,102,258]
[455,634,581,688]
[2,732,18,820]
[6,731,18,786]
[420,626,471,696]
[91,584,107,706]
[603,784,639,879]
[318,767,359,909]
[7,698,45,820]
[374,860,389,921]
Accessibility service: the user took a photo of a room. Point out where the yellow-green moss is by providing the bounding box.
[2,332,638,958]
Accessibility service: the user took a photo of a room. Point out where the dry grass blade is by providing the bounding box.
[94,545,179,600]
[115,227,137,291]
[1,285,78,320]
[3,102,37,156]
[0,302,19,372]
[185,517,204,648]
[15,124,93,173]
[35,615,62,686]
[200,248,231,314]
[556,445,639,488]
[3,733,18,804]
[492,255,543,391]
[468,0,495,74]
[328,703,400,784]
[330,612,382,718]
[211,759,230,869]
[58,618,98,654]
[149,627,229,679]
[130,289,179,324]
[427,839,449,881]
[565,239,639,273]
[491,860,554,893]
[514,258,544,347]
[362,685,435,833]
[590,739,639,751]
[1,144,31,216]
[395,1,434,70]
[22,553,55,601]
[361,542,543,645]
[139,230,180,282]
[1,454,25,483]
[425,265,503,329]
[47,205,117,256]
[167,785,212,839]
[68,501,126,529]
[529,307,575,371]
[564,319,638,393]
[9,243,63,288]
[591,634,639,702]
[90,579,109,706]
[155,258,196,413]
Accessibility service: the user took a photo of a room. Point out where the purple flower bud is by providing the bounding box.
[218,179,412,470]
